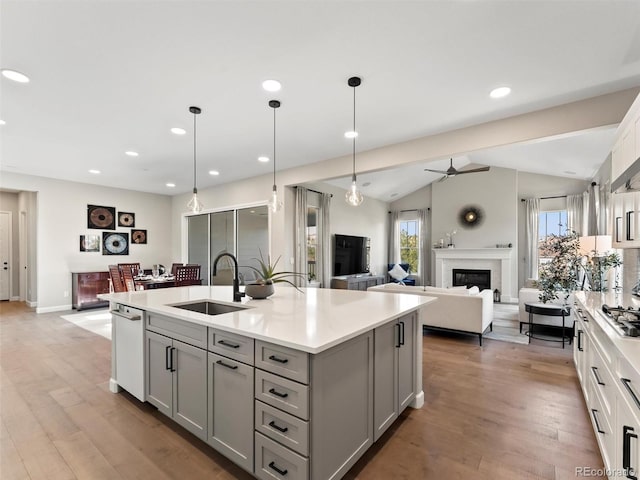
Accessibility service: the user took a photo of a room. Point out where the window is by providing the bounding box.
[538,210,568,267]
[399,219,419,274]
[306,206,318,283]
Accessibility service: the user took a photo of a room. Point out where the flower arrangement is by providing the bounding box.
[582,251,622,292]
[537,230,581,304]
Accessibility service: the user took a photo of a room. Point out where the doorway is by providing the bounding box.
[0,211,12,300]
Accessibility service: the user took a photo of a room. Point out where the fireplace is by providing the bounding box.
[452,269,491,290]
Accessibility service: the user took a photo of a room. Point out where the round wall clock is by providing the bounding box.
[458,205,484,228]
[102,232,129,255]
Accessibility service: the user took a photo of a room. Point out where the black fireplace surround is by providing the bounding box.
[452,269,491,290]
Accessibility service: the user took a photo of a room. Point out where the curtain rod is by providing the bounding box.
[388,208,430,213]
[520,195,567,202]
[294,186,333,197]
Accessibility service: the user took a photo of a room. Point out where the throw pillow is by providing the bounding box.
[388,263,409,281]
[467,286,480,295]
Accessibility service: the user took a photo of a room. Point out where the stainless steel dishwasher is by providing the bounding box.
[111,304,145,401]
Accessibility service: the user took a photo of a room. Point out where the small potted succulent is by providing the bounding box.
[244,250,306,299]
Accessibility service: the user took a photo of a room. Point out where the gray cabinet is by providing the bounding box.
[373,312,417,441]
[146,330,207,441]
[330,275,385,290]
[207,352,254,472]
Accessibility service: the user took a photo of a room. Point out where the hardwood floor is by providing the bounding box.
[1,301,604,479]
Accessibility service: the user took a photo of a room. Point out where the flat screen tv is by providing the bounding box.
[333,234,370,276]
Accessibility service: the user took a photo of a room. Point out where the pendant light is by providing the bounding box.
[268,99,283,213]
[345,76,364,206]
[187,105,204,213]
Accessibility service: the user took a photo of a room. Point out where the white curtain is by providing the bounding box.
[320,192,331,288]
[294,186,308,288]
[567,194,585,235]
[524,198,540,280]
[597,183,610,236]
[388,211,399,268]
[418,208,430,286]
[587,183,598,236]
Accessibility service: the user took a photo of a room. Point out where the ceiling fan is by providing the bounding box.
[424,158,490,179]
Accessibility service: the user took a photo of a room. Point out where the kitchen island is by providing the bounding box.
[100,285,436,480]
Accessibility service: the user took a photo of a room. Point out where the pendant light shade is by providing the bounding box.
[187,106,204,213]
[268,99,283,213]
[345,76,363,207]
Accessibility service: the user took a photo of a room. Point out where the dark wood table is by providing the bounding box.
[524,302,571,348]
[134,276,177,290]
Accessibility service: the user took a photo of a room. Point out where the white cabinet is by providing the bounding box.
[613,192,640,248]
[612,93,640,188]
[373,312,417,441]
[146,330,208,441]
[615,393,640,478]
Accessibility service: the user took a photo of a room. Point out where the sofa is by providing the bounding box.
[518,287,574,330]
[368,283,494,345]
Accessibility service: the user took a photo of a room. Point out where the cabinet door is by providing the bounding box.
[616,396,640,478]
[398,313,417,412]
[146,330,173,417]
[173,339,208,441]
[207,352,254,473]
[373,320,398,441]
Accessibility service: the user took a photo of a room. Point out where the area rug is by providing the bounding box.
[60,309,111,340]
[484,303,528,345]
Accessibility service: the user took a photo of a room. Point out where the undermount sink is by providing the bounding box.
[170,301,248,316]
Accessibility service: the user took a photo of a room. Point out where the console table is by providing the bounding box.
[331,275,385,291]
[71,271,110,310]
[523,302,571,348]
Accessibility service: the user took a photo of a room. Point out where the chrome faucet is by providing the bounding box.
[212,253,245,302]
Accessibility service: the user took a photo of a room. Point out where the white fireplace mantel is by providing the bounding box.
[433,248,514,302]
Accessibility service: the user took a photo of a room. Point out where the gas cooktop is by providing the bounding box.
[602,304,640,337]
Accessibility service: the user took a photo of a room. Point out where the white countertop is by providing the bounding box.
[99,286,437,354]
[575,291,640,374]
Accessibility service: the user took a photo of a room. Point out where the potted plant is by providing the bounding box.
[582,251,622,291]
[537,230,581,305]
[244,250,306,299]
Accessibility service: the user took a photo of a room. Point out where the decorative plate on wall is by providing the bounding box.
[458,205,484,228]
[131,229,147,244]
[87,205,115,230]
[118,211,135,227]
[102,232,129,255]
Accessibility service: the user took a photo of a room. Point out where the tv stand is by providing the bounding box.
[331,275,385,291]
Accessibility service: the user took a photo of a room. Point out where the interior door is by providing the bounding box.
[0,212,11,301]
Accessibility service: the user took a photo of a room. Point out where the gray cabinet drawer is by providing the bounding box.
[255,400,309,456]
[255,340,309,384]
[146,313,207,349]
[255,370,309,420]
[209,328,254,365]
[255,432,308,480]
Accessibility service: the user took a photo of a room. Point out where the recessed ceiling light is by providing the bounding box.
[1,69,30,83]
[250,210,256,214]
[344,131,358,139]
[362,182,371,187]
[171,127,186,135]
[125,151,139,157]
[564,170,577,175]
[166,182,176,188]
[489,86,511,99]
[209,170,220,176]
[258,156,269,163]
[390,193,398,197]
[88,169,101,174]
[262,80,281,92]
[0,119,5,126]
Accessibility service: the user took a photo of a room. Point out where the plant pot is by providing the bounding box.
[244,283,274,299]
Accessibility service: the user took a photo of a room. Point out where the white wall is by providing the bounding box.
[0,172,173,312]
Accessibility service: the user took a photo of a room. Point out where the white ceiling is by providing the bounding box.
[1,1,640,196]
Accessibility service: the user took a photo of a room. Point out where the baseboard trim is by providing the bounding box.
[36,304,72,314]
